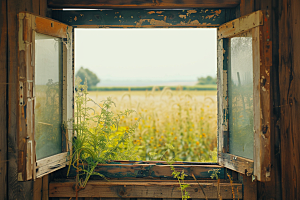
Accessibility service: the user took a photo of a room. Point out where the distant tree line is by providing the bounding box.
[75,67,100,88]
[197,76,217,85]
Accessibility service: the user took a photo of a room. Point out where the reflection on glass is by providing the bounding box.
[35,32,62,160]
[228,31,254,159]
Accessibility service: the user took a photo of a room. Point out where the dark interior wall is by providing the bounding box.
[278,0,300,199]
[0,0,48,199]
[239,0,300,199]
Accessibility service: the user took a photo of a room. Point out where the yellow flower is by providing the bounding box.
[200,117,204,120]
[203,133,206,138]
[151,137,154,140]
[137,140,140,143]
[149,140,152,144]
[152,127,155,129]
[170,132,174,135]
[158,144,161,147]
[189,128,193,132]
[154,147,157,149]
[139,136,142,140]
[201,151,204,154]
[174,137,177,140]
[159,139,162,142]
[196,141,200,145]
[189,108,192,111]
[200,135,203,138]
[135,117,138,120]
[161,135,164,139]
[173,127,175,130]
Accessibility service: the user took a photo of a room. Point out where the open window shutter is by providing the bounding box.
[217,11,271,182]
[18,13,73,181]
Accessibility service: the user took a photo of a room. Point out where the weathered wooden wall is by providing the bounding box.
[2,0,300,199]
[0,0,8,199]
[239,0,300,199]
[1,0,49,199]
[278,0,300,199]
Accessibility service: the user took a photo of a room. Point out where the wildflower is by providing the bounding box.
[139,136,142,140]
[201,151,204,154]
[203,133,206,138]
[151,137,154,140]
[135,117,138,120]
[172,127,175,130]
[200,135,203,138]
[200,117,204,120]
[161,135,164,139]
[154,147,157,149]
[190,128,193,132]
[137,140,140,143]
[171,132,174,135]
[174,137,177,140]
[196,141,200,145]
[158,144,161,147]
[189,108,192,111]
[159,138,162,142]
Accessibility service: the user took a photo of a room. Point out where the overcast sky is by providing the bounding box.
[75,28,217,83]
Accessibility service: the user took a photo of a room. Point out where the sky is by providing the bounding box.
[75,28,217,86]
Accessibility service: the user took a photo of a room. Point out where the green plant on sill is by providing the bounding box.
[150,144,190,200]
[67,78,140,195]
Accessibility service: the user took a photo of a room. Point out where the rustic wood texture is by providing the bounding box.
[253,22,271,182]
[0,0,8,199]
[218,153,254,176]
[48,0,240,9]
[242,174,257,199]
[278,0,300,199]
[218,10,263,39]
[52,9,226,28]
[67,164,225,179]
[6,0,48,198]
[18,12,35,182]
[49,179,243,199]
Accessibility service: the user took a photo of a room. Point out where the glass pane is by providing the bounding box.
[35,32,62,160]
[228,31,254,159]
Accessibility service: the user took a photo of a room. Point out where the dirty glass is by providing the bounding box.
[228,31,254,159]
[35,32,62,160]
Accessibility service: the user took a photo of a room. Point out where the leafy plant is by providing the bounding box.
[68,78,140,197]
[169,163,190,200]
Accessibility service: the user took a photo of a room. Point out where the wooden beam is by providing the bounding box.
[0,0,8,198]
[48,0,240,9]
[218,153,254,176]
[67,163,225,179]
[218,10,263,39]
[52,9,226,28]
[49,179,243,199]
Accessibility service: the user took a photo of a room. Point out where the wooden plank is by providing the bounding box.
[7,0,35,197]
[242,174,257,199]
[217,38,229,157]
[48,0,240,9]
[49,180,243,199]
[239,0,254,17]
[0,0,8,198]
[218,10,263,39]
[42,175,49,200]
[34,14,68,38]
[253,16,271,182]
[33,177,43,200]
[36,152,68,178]
[218,153,254,176]
[52,9,226,28]
[278,0,300,199]
[67,164,225,179]
[18,12,35,181]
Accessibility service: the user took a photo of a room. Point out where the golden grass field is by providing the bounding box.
[87,89,217,162]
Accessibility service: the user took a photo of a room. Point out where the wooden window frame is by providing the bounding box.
[18,12,73,181]
[217,11,271,182]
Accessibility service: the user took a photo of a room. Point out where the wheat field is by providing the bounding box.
[87,88,217,162]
